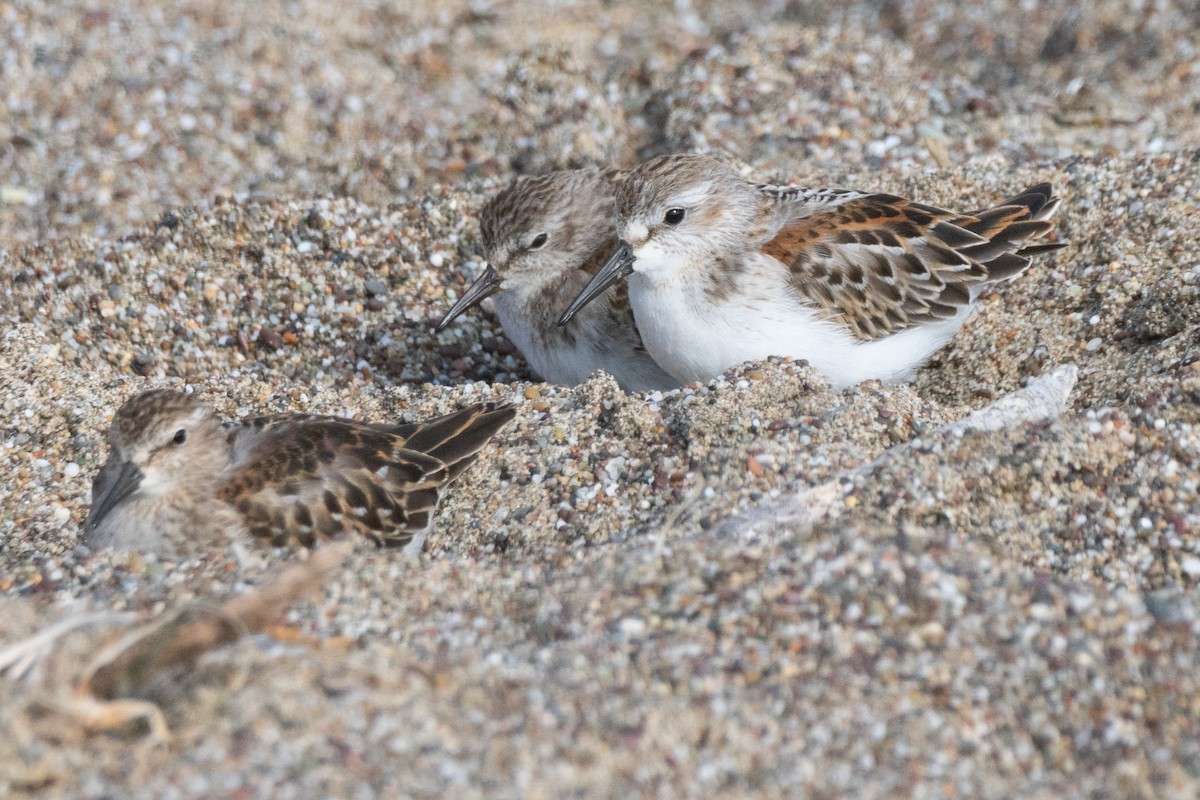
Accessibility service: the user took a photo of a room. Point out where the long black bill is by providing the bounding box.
[435,266,503,333]
[86,457,144,531]
[556,240,635,326]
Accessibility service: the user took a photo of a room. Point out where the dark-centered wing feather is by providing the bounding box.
[759,184,1064,341]
[217,403,515,548]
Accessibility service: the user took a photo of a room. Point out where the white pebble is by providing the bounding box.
[63,462,81,478]
[430,252,445,268]
[866,139,889,158]
[1085,337,1102,352]
[619,617,646,636]
[1181,557,1200,576]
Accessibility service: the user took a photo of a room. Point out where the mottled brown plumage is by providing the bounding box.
[86,389,515,558]
[559,153,1066,389]
[760,183,1063,340]
[435,168,677,392]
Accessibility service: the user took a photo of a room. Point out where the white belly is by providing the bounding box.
[495,299,675,392]
[628,257,967,390]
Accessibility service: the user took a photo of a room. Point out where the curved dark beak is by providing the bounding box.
[86,457,144,531]
[435,266,503,333]
[557,241,635,326]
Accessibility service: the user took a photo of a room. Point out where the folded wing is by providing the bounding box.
[217,403,515,547]
[759,184,1064,341]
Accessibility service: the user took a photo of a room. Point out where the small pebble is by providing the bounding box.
[0,11,1197,800]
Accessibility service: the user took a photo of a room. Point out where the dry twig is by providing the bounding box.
[3,540,353,743]
[82,540,352,701]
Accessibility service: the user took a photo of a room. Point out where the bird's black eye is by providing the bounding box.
[664,208,686,225]
[530,233,549,249]
[172,429,187,445]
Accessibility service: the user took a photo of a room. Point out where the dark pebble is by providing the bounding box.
[132,352,156,376]
[304,208,326,230]
[1040,17,1079,61]
[1144,589,1192,626]
[259,328,284,350]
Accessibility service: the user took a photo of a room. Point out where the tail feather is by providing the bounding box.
[978,252,1031,282]
[977,182,1056,219]
[950,183,1065,284]
[1031,196,1061,222]
[958,205,1030,240]
[996,218,1056,242]
[1016,241,1069,258]
[399,403,517,482]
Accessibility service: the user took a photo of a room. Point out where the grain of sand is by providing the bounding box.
[1,1,1199,797]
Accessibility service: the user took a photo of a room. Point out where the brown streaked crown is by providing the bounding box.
[615,153,748,220]
[110,388,211,448]
[479,167,619,262]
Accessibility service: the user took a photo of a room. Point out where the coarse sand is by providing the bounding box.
[1,1,1199,797]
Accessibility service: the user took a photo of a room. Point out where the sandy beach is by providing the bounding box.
[1,1,1199,796]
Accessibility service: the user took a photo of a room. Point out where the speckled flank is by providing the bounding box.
[1,1,1200,798]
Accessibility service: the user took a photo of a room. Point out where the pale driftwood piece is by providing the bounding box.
[0,541,352,745]
[941,364,1077,436]
[61,695,173,744]
[81,540,352,701]
[720,364,1079,541]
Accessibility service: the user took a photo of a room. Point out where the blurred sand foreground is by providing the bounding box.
[1,2,1199,797]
